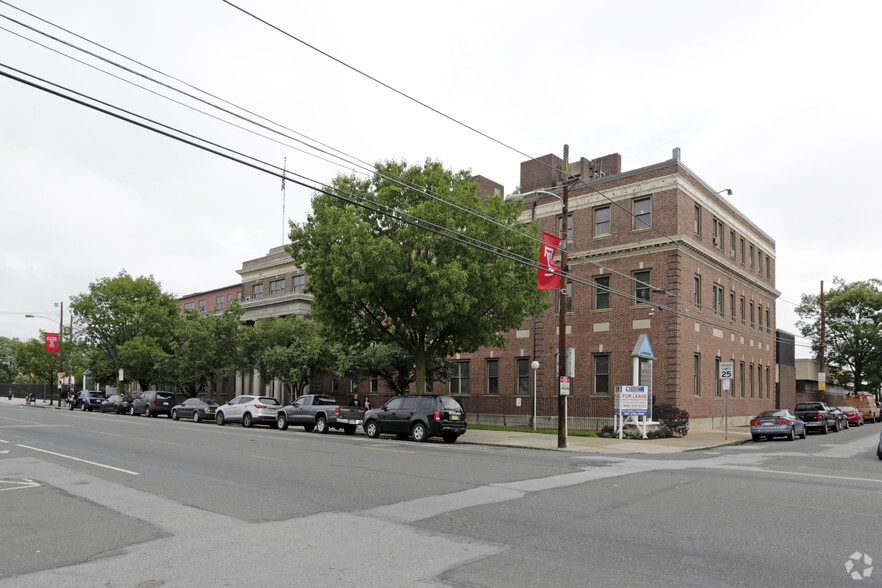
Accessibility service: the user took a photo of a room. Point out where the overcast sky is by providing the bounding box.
[1,0,879,358]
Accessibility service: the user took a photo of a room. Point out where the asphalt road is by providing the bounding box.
[1,403,880,586]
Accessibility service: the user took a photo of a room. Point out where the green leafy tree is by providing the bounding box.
[71,271,180,391]
[242,315,338,402]
[0,337,22,383]
[289,158,548,394]
[796,277,882,392]
[14,335,66,386]
[337,343,451,397]
[163,304,246,397]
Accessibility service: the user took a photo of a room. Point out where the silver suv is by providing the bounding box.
[215,395,281,428]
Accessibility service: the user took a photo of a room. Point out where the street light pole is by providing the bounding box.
[531,360,539,430]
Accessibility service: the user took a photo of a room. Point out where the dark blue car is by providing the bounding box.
[69,391,106,412]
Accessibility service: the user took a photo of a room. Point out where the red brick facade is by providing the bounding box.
[446,151,779,424]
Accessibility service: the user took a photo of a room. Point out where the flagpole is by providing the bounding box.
[281,157,287,243]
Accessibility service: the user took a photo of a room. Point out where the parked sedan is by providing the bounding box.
[100,394,134,414]
[750,409,807,442]
[215,395,281,428]
[828,406,850,430]
[171,398,219,423]
[877,430,882,460]
[839,406,864,426]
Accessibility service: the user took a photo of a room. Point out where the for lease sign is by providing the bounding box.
[620,386,648,416]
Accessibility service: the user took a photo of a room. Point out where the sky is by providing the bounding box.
[1,0,880,358]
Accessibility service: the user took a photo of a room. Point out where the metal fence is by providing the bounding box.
[1,383,53,400]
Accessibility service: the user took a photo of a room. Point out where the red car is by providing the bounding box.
[838,406,864,426]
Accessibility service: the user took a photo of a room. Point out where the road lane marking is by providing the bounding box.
[16,444,139,475]
[0,478,41,492]
[90,430,284,462]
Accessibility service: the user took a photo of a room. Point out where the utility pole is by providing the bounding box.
[56,301,63,407]
[558,145,569,449]
[818,280,827,402]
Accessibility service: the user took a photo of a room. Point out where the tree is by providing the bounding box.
[71,271,180,391]
[242,315,338,403]
[289,158,548,395]
[163,304,246,397]
[14,335,65,386]
[337,343,451,397]
[0,337,22,383]
[796,277,882,392]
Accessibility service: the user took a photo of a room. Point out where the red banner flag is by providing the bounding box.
[537,231,561,290]
[45,333,59,353]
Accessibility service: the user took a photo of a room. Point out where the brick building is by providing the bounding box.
[449,149,780,429]
[178,284,242,314]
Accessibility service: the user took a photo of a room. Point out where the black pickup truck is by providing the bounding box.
[794,401,840,434]
[275,394,365,434]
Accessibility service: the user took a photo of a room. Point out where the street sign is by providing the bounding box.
[719,361,734,380]
[559,376,570,396]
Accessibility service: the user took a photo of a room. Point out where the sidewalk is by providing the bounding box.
[0,395,750,455]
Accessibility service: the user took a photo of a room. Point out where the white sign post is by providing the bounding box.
[720,361,734,440]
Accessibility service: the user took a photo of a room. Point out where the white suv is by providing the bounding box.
[215,395,281,428]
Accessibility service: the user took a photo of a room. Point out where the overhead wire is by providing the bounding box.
[0,4,806,349]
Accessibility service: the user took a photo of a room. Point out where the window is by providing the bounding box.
[757,365,762,399]
[729,230,736,258]
[370,375,378,394]
[749,363,754,398]
[739,362,745,397]
[183,302,195,310]
[693,275,701,309]
[766,308,771,333]
[270,279,285,296]
[198,299,206,312]
[713,285,724,316]
[765,255,770,279]
[712,218,724,249]
[758,304,763,330]
[693,354,701,397]
[749,244,754,269]
[557,280,573,313]
[594,276,610,310]
[486,359,499,395]
[765,366,771,398]
[729,291,736,321]
[593,354,610,395]
[739,238,745,264]
[293,274,306,293]
[594,205,610,237]
[633,197,651,230]
[694,205,701,235]
[449,362,470,395]
[633,270,651,304]
[252,283,263,300]
[739,297,745,325]
[216,295,225,310]
[749,301,755,328]
[556,213,573,242]
[516,358,530,395]
[714,357,721,397]
[757,250,763,274]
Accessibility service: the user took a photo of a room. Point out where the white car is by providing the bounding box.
[215,395,281,428]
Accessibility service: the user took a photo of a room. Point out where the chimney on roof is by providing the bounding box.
[673,147,681,161]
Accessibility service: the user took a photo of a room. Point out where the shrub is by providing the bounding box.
[653,403,690,437]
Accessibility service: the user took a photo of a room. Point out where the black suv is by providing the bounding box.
[363,395,466,443]
[131,391,177,418]
[68,391,106,412]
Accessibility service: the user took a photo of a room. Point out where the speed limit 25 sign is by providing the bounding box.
[719,361,734,380]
